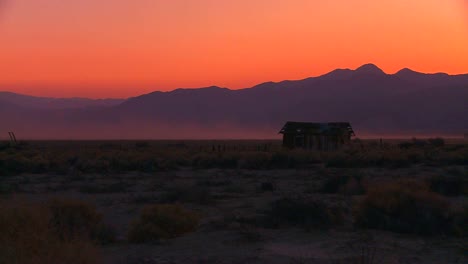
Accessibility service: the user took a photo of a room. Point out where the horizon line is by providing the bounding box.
[1,63,466,100]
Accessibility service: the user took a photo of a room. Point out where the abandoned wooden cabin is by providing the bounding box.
[279,122,355,151]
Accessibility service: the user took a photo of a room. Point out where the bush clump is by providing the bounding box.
[0,200,103,264]
[79,181,128,194]
[48,198,116,244]
[427,138,445,147]
[160,183,213,205]
[127,204,200,243]
[354,181,459,235]
[325,149,414,169]
[429,174,468,197]
[320,174,366,195]
[264,196,345,230]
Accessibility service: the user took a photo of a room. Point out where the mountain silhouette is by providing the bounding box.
[354,63,386,75]
[0,91,124,109]
[0,64,467,139]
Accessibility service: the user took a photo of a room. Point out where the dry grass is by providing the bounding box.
[429,173,468,197]
[159,183,214,205]
[128,204,200,243]
[48,198,116,244]
[354,180,464,236]
[0,199,102,264]
[0,140,466,176]
[320,173,367,195]
[264,196,345,230]
[0,140,465,262]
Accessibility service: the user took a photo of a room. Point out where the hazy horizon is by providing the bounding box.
[0,63,467,99]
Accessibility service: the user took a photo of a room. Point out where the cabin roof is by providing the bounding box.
[279,122,355,136]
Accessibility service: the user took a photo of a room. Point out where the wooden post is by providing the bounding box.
[8,132,17,145]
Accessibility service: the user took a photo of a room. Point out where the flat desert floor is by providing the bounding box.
[0,140,466,264]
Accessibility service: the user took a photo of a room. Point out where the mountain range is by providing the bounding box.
[1,64,467,139]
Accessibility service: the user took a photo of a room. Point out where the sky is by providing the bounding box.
[0,0,467,98]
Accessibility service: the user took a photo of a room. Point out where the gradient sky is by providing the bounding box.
[1,0,467,98]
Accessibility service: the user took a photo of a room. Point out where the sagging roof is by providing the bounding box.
[279,122,355,136]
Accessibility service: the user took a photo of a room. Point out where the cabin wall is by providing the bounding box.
[282,133,350,151]
[282,134,294,148]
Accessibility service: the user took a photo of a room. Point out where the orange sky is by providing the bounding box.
[1,0,467,98]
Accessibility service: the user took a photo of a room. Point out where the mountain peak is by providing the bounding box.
[355,63,385,75]
[319,68,354,80]
[171,86,224,93]
[394,68,453,85]
[396,68,419,75]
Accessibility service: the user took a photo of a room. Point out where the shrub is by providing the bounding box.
[325,149,416,168]
[436,150,468,166]
[237,152,270,169]
[192,153,238,169]
[127,204,200,243]
[321,174,366,195]
[75,158,111,173]
[269,152,293,168]
[398,141,413,149]
[0,182,19,195]
[0,155,33,176]
[412,138,428,148]
[160,183,213,205]
[0,201,101,264]
[264,196,345,230]
[135,141,151,148]
[48,198,116,244]
[450,206,468,237]
[354,181,455,235]
[325,152,354,168]
[79,181,128,194]
[259,182,275,192]
[0,143,10,151]
[237,225,263,242]
[428,138,445,147]
[289,150,322,167]
[429,174,468,196]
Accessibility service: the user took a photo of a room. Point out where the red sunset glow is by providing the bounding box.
[0,0,467,98]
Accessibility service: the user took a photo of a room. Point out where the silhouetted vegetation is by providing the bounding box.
[127,204,200,243]
[0,139,465,262]
[48,198,116,244]
[263,196,345,230]
[320,173,366,195]
[0,140,465,176]
[354,181,465,236]
[0,199,105,264]
[79,181,129,194]
[429,173,468,197]
[160,183,214,205]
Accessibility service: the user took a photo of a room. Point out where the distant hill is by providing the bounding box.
[1,64,467,139]
[0,91,125,109]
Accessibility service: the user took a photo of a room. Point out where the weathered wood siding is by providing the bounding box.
[282,133,350,151]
